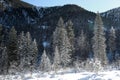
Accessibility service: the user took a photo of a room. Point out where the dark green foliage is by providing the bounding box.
[76,30,90,60]
[53,18,72,67]
[66,20,75,51]
[0,24,3,43]
[92,13,108,66]
[18,32,38,71]
[7,27,18,63]
[107,27,116,61]
[0,46,8,74]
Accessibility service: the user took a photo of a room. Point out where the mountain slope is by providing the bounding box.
[0,0,33,9]
[0,1,119,54]
[101,7,120,28]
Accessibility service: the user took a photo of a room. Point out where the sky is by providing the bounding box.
[23,0,120,12]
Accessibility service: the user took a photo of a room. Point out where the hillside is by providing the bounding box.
[0,1,120,79]
[101,7,120,28]
[0,0,120,54]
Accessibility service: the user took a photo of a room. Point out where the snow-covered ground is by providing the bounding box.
[0,69,120,80]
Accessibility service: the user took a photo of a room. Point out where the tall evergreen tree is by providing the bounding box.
[40,50,51,72]
[0,47,8,74]
[77,30,89,60]
[18,32,26,71]
[66,20,75,51]
[24,32,32,69]
[31,39,38,68]
[52,46,61,71]
[25,32,37,69]
[7,26,18,65]
[18,32,38,71]
[53,17,64,47]
[108,27,116,61]
[92,13,107,66]
[0,24,3,43]
[53,17,72,67]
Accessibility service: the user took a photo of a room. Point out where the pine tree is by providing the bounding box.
[108,27,116,61]
[53,17,64,47]
[0,47,8,74]
[31,39,38,69]
[3,28,9,46]
[25,32,37,70]
[66,20,75,51]
[24,32,33,70]
[40,50,51,72]
[0,24,3,43]
[52,46,61,71]
[18,32,38,72]
[53,17,72,68]
[18,31,26,71]
[7,26,18,65]
[77,30,89,60]
[92,12,107,66]
[26,32,36,70]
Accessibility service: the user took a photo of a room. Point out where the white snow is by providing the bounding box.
[41,25,48,29]
[43,41,49,47]
[22,10,28,17]
[0,69,120,80]
[34,6,44,18]
[88,20,93,24]
[27,16,36,24]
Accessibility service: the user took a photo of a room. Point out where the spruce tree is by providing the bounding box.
[53,17,72,67]
[31,39,38,69]
[0,24,3,43]
[7,26,18,65]
[40,50,51,72]
[18,31,26,71]
[52,46,61,71]
[66,20,75,51]
[23,32,34,71]
[18,32,38,71]
[77,30,89,60]
[92,12,107,66]
[0,47,8,74]
[108,27,116,61]
[53,17,64,47]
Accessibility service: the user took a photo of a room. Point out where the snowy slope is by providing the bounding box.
[101,7,120,28]
[0,69,120,80]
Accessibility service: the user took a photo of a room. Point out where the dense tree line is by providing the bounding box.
[0,13,120,74]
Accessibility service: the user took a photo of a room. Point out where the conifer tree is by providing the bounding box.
[0,47,8,74]
[108,27,116,61]
[53,46,61,71]
[7,26,18,65]
[0,24,3,43]
[53,17,64,47]
[53,17,72,67]
[31,39,38,69]
[24,32,35,71]
[18,32,38,71]
[40,50,51,72]
[92,12,107,66]
[77,30,89,60]
[18,32,26,71]
[66,20,75,51]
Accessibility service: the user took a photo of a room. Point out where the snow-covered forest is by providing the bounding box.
[0,1,120,79]
[0,11,120,80]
